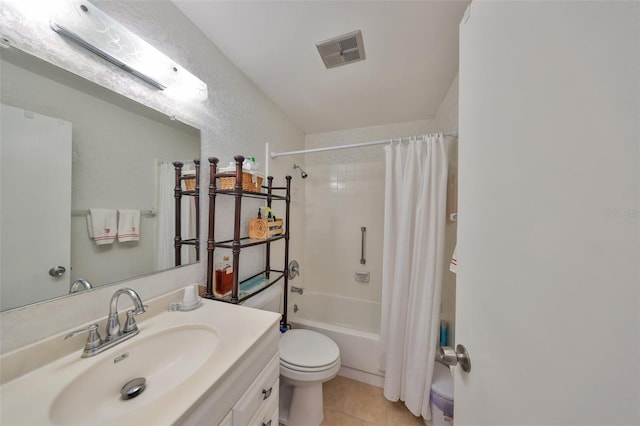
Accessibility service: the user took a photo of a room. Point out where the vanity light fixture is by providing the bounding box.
[50,1,207,98]
[50,20,165,90]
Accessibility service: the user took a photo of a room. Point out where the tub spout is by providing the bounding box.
[290,286,304,295]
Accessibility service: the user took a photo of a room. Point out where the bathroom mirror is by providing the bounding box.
[0,46,201,312]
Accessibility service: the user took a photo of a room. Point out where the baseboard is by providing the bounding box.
[337,365,385,388]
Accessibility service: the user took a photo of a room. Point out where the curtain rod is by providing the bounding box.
[270,131,458,159]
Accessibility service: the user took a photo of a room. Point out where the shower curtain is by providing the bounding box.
[156,160,195,270]
[379,135,450,419]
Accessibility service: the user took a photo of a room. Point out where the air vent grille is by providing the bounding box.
[342,50,360,62]
[338,37,358,51]
[316,30,365,69]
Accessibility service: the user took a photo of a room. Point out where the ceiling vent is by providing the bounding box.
[316,30,365,69]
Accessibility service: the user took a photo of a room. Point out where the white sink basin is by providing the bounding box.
[50,325,218,425]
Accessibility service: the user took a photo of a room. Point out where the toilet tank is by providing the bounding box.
[241,284,282,313]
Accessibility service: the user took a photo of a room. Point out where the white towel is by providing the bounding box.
[117,210,141,242]
[87,209,117,245]
[449,245,458,274]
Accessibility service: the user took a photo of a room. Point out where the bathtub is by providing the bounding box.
[287,291,384,387]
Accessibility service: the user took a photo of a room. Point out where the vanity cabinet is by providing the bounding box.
[177,315,280,426]
[205,156,291,328]
[192,353,278,426]
[232,353,279,426]
[217,411,233,426]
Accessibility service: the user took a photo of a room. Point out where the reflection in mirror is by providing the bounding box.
[0,47,201,312]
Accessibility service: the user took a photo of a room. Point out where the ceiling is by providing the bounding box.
[173,1,469,134]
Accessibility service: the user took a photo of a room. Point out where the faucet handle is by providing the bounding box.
[65,323,99,340]
[65,324,102,356]
[123,310,139,334]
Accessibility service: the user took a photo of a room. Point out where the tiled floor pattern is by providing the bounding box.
[321,376,425,426]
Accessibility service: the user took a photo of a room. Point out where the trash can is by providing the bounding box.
[430,362,454,426]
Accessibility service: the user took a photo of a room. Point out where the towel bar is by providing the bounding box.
[71,209,156,217]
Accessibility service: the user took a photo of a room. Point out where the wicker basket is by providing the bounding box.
[219,170,263,192]
[182,171,196,191]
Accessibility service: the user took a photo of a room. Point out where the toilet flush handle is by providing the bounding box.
[439,344,471,373]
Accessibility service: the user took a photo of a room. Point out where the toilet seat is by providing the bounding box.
[280,357,340,373]
[279,329,340,371]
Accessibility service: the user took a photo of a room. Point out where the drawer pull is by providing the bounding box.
[262,420,272,426]
[262,387,273,400]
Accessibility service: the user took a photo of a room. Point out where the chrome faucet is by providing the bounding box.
[65,287,146,358]
[290,286,304,295]
[69,278,93,294]
[106,288,146,340]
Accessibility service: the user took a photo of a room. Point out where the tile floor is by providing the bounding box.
[321,376,425,426]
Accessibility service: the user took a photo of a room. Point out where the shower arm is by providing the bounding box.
[292,164,308,179]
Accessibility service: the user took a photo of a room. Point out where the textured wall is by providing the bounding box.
[0,0,304,353]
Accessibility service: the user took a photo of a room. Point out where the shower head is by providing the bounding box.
[293,164,308,179]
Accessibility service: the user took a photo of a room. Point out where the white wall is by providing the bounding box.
[0,0,304,354]
[303,119,435,302]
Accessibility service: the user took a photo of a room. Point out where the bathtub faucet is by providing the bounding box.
[290,286,304,295]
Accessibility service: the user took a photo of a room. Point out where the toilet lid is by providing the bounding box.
[280,329,340,369]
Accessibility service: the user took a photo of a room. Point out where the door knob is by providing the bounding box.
[49,266,66,277]
[439,344,471,372]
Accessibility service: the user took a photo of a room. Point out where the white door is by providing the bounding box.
[1,104,72,310]
[456,2,639,424]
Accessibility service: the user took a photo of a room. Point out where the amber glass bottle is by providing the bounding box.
[215,255,233,296]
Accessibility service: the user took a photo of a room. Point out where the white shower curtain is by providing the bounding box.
[379,135,450,419]
[156,161,195,270]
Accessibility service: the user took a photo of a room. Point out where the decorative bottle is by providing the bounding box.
[215,255,233,296]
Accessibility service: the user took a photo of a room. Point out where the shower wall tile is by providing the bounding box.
[304,120,434,302]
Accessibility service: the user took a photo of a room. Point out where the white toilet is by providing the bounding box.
[243,285,341,426]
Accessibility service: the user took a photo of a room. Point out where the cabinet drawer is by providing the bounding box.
[232,353,279,426]
[249,389,279,426]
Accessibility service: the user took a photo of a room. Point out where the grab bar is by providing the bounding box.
[360,226,366,265]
